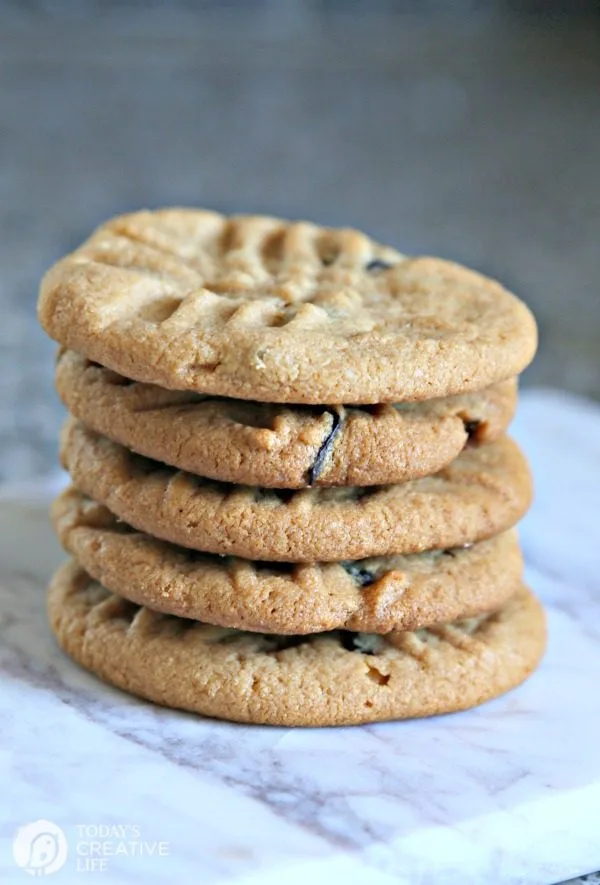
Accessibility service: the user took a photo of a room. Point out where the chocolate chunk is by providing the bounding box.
[464,419,481,439]
[365,259,392,272]
[342,563,376,587]
[337,631,377,654]
[321,254,336,266]
[308,408,345,484]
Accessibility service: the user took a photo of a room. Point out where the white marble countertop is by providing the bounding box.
[1,390,599,885]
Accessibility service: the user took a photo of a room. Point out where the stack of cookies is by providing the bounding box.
[38,209,545,727]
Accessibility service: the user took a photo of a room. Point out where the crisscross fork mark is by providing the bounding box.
[108,210,226,278]
[84,233,203,288]
[75,216,407,349]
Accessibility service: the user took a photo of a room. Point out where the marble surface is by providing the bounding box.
[1,390,599,884]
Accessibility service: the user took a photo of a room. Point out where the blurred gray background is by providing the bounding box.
[1,0,599,482]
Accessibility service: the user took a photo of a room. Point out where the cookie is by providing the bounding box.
[53,487,523,634]
[48,561,545,726]
[60,418,532,561]
[56,351,518,488]
[39,209,537,404]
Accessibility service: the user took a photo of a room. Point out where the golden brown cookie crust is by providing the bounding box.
[60,418,532,561]
[53,487,524,634]
[55,350,517,488]
[47,562,546,727]
[39,209,537,404]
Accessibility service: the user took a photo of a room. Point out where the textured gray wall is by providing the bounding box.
[1,2,599,480]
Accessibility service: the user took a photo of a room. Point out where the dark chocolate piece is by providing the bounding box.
[308,408,345,484]
[337,631,376,654]
[464,419,481,440]
[341,563,376,587]
[365,259,393,272]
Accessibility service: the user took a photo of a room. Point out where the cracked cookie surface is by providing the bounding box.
[53,487,523,633]
[39,208,537,404]
[47,561,546,726]
[56,351,518,488]
[60,418,532,561]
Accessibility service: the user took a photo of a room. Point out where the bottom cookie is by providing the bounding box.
[48,561,546,727]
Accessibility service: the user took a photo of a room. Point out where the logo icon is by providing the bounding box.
[13,820,68,876]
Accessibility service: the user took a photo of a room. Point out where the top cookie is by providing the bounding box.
[39,209,537,404]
